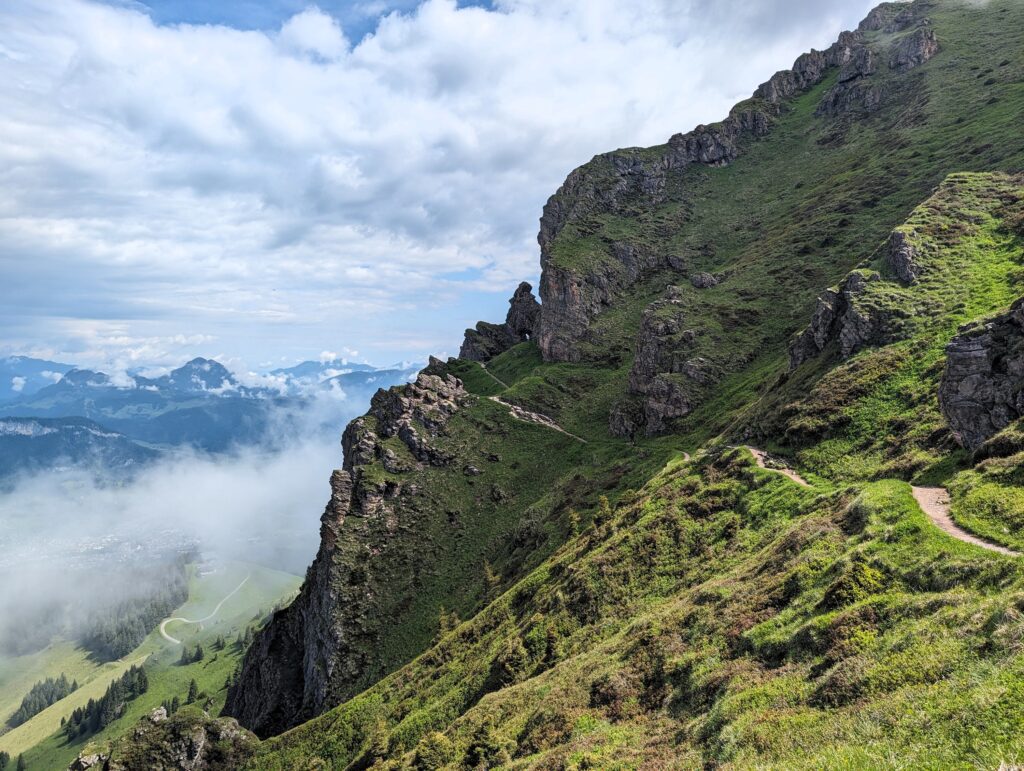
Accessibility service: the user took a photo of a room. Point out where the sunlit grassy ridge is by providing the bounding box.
[251,448,1024,768]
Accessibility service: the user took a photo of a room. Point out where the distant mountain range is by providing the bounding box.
[0,355,74,402]
[0,416,159,483]
[0,356,420,478]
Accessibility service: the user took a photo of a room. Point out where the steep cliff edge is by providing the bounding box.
[223,363,660,736]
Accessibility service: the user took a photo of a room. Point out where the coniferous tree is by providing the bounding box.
[61,665,148,741]
[186,679,199,704]
[16,753,25,771]
[0,750,10,770]
[192,643,205,663]
[8,673,79,726]
[170,696,181,714]
[483,560,501,601]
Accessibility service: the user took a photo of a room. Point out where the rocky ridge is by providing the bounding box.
[70,708,256,771]
[536,9,938,370]
[939,297,1024,451]
[460,282,540,362]
[224,372,470,735]
[788,226,926,369]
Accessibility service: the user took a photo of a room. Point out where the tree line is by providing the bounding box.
[7,673,79,727]
[61,665,148,741]
[78,567,189,660]
[0,552,194,661]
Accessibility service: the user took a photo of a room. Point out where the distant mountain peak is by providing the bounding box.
[166,357,236,392]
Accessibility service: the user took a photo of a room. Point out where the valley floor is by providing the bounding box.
[0,561,300,769]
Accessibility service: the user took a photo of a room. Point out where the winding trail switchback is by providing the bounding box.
[742,446,1018,556]
[910,486,1020,557]
[159,573,251,645]
[745,446,811,487]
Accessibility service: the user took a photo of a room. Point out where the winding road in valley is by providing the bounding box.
[159,574,251,644]
[744,446,1019,557]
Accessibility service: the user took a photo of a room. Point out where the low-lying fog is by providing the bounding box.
[0,391,364,659]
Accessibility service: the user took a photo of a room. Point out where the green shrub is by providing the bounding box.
[412,732,455,771]
[820,555,885,611]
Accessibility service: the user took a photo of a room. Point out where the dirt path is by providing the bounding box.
[742,446,1017,555]
[479,362,510,389]
[746,447,811,487]
[911,486,1020,557]
[159,574,251,644]
[489,396,588,443]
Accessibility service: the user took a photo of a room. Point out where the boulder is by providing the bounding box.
[886,229,922,283]
[690,272,719,289]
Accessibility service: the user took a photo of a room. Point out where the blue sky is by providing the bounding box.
[112,0,491,37]
[0,0,876,374]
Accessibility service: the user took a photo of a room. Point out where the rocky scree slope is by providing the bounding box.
[104,0,1024,767]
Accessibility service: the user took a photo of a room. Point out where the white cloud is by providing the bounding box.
[10,376,25,392]
[278,7,349,61]
[0,0,876,366]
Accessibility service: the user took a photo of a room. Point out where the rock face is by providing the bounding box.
[610,287,720,437]
[788,271,912,370]
[939,299,1024,451]
[858,3,916,33]
[73,711,257,771]
[817,37,883,117]
[886,229,922,283]
[225,372,469,736]
[889,27,939,71]
[460,282,540,362]
[690,272,719,289]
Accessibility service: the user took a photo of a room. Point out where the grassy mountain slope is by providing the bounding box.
[240,171,1024,769]
[105,0,1024,768]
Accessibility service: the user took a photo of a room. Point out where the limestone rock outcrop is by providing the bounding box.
[224,373,468,736]
[460,282,540,362]
[690,272,719,289]
[611,287,719,437]
[817,38,883,116]
[859,3,916,33]
[886,229,922,284]
[889,27,939,72]
[939,298,1024,450]
[73,712,256,770]
[788,270,913,370]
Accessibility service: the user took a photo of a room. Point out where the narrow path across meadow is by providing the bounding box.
[489,396,588,443]
[159,574,251,645]
[910,486,1020,557]
[746,446,811,487]
[743,446,1019,557]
